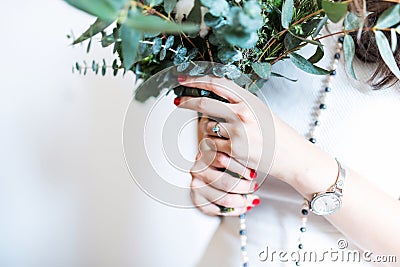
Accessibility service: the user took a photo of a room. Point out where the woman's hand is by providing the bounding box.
[175,75,339,200]
[190,116,260,216]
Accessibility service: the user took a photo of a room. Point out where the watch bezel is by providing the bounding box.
[310,192,342,216]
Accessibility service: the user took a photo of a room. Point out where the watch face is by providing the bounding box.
[311,193,342,215]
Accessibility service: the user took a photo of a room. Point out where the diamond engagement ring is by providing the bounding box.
[212,122,222,137]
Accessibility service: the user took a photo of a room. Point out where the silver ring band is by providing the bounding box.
[212,122,222,137]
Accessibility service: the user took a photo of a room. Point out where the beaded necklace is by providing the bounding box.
[238,35,345,267]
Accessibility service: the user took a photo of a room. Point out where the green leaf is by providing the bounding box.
[160,48,167,60]
[201,0,229,17]
[288,30,322,46]
[281,0,294,28]
[73,18,112,45]
[124,14,199,33]
[165,36,175,49]
[188,0,202,24]
[152,37,162,55]
[187,0,202,37]
[186,48,199,61]
[391,28,397,53]
[290,53,331,75]
[101,32,115,47]
[321,0,348,23]
[120,24,142,69]
[144,0,163,7]
[313,15,328,38]
[308,45,324,64]
[225,30,258,49]
[344,12,362,31]
[375,30,400,80]
[252,62,271,79]
[86,38,92,53]
[189,64,207,76]
[217,47,243,63]
[174,46,187,65]
[204,13,223,27]
[164,0,177,14]
[243,0,262,19]
[271,72,298,82]
[64,0,127,21]
[102,59,107,76]
[375,4,400,29]
[343,34,357,79]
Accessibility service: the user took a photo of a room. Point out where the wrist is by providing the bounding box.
[288,142,339,200]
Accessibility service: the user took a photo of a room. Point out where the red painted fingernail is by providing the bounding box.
[252,198,260,206]
[174,97,181,106]
[247,206,252,211]
[178,75,186,83]
[254,183,259,191]
[250,169,257,179]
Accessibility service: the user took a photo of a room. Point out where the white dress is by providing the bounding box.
[196,26,400,267]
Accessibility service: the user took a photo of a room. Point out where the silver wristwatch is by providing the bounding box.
[309,158,346,215]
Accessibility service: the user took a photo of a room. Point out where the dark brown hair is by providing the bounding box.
[350,0,400,88]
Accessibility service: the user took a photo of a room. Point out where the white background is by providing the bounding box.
[0,1,218,266]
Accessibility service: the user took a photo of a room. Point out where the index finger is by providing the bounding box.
[179,76,246,104]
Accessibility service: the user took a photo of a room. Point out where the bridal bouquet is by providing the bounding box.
[66,0,400,101]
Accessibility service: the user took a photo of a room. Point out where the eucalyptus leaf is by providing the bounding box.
[212,66,225,77]
[189,64,207,76]
[152,37,162,55]
[164,0,177,14]
[290,53,331,75]
[120,24,142,69]
[225,30,259,49]
[271,72,298,82]
[73,18,112,44]
[177,62,190,72]
[343,34,357,79]
[252,62,272,79]
[375,30,400,80]
[187,48,199,61]
[124,14,199,33]
[173,46,187,65]
[288,30,322,46]
[187,0,202,24]
[143,0,163,7]
[204,13,224,27]
[375,4,400,29]
[313,15,328,38]
[391,28,397,53]
[224,65,241,80]
[101,32,115,47]
[102,59,107,76]
[64,0,127,21]
[321,0,348,23]
[308,45,324,64]
[160,48,167,60]
[217,47,243,63]
[243,0,262,19]
[281,0,294,29]
[250,79,267,93]
[344,12,362,31]
[112,59,118,76]
[201,0,229,17]
[165,36,175,49]
[86,38,92,52]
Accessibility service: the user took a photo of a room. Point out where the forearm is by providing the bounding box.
[272,117,400,259]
